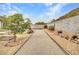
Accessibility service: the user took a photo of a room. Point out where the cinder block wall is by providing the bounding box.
[47,15,79,36]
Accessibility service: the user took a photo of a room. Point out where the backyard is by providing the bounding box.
[0,3,79,55]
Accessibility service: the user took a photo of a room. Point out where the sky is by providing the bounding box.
[0,3,79,24]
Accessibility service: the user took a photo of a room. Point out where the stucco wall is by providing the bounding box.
[31,25,44,29]
[47,15,79,36]
[0,21,3,28]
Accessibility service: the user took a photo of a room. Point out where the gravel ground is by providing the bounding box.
[0,33,31,55]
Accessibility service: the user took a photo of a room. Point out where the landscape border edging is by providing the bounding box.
[13,33,33,55]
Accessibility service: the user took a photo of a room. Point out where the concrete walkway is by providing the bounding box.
[16,30,66,55]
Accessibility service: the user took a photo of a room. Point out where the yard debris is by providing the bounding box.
[27,28,34,34]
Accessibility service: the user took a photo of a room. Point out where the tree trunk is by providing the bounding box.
[13,31,16,42]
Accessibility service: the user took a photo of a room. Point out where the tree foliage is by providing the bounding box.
[2,13,31,42]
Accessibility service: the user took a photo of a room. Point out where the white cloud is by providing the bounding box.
[0,5,6,10]
[6,4,23,16]
[23,14,35,23]
[7,10,18,16]
[44,3,53,7]
[23,14,31,19]
[0,4,21,17]
[45,3,68,19]
[6,3,12,10]
[0,5,7,15]
[13,6,22,13]
[36,3,69,23]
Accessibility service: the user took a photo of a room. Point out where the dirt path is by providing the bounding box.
[16,30,66,55]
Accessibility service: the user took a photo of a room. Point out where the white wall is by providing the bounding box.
[0,21,3,28]
[31,25,44,29]
[47,15,79,36]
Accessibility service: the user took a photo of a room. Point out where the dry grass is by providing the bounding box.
[0,32,31,55]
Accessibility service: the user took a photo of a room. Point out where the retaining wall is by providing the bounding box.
[47,15,79,36]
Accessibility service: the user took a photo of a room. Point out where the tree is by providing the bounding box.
[25,18,31,28]
[35,21,45,25]
[5,13,31,42]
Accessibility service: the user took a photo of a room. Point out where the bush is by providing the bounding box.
[58,30,63,34]
[71,35,78,41]
[44,25,47,28]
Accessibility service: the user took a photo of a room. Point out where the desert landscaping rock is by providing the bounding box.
[45,29,79,55]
